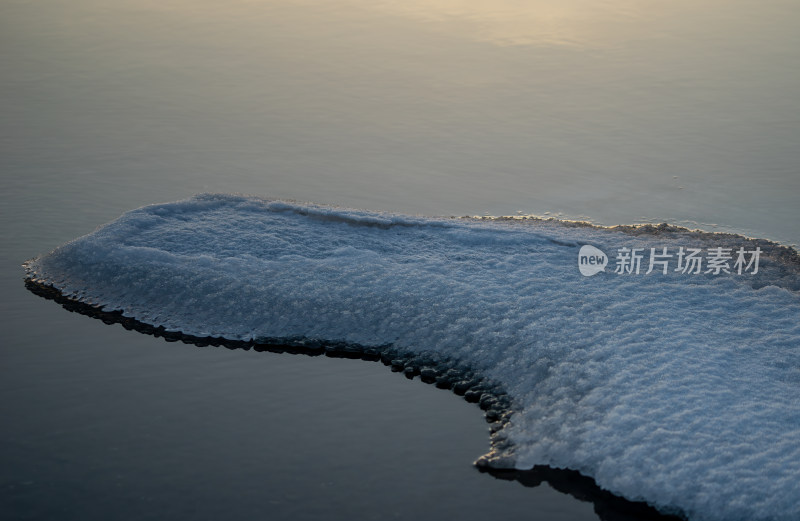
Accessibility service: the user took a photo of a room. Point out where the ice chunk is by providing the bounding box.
[24,194,800,521]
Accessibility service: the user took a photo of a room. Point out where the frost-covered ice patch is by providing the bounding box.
[24,194,800,521]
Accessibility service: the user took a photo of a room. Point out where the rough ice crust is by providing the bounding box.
[25,194,800,521]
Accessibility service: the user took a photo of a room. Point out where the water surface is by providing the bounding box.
[2,1,798,519]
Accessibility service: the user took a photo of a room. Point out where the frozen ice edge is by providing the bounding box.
[23,279,683,521]
[22,194,800,521]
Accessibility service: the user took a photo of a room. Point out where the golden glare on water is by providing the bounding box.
[3,0,798,244]
[354,0,645,47]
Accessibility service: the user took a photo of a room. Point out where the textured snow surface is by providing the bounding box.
[25,194,800,521]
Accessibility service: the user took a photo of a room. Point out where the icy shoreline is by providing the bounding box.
[24,278,683,521]
[24,194,800,521]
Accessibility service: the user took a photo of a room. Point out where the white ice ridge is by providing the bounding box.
[25,194,800,521]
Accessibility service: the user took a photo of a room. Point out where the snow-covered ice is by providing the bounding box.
[24,194,800,521]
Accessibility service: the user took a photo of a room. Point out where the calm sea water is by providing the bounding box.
[1,1,798,519]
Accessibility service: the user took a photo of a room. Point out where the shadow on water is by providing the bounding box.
[482,467,684,521]
[25,279,686,521]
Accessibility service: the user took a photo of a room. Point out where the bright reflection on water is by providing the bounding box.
[1,0,798,249]
[366,0,645,47]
